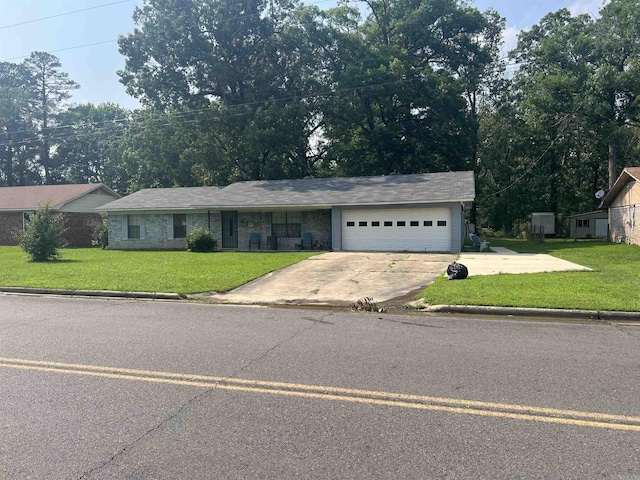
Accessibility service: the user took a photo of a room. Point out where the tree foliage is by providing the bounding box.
[476,0,640,235]
[2,0,640,240]
[17,204,66,261]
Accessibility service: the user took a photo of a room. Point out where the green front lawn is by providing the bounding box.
[0,247,318,295]
[421,239,640,312]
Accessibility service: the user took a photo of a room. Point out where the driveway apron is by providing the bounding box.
[207,252,456,306]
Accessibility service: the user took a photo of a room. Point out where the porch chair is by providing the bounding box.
[249,233,261,250]
[469,233,490,252]
[302,232,313,250]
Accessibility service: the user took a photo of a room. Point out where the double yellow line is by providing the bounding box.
[1,357,639,432]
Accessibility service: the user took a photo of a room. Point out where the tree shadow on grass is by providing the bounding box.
[28,259,80,264]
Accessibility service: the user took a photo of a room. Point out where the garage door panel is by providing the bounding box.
[342,208,452,252]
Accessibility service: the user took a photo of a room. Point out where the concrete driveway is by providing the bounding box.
[459,247,592,276]
[208,252,456,307]
[206,248,592,307]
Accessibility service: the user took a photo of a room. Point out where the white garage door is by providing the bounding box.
[342,208,452,252]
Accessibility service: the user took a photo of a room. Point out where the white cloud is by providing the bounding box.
[501,26,520,55]
[569,0,604,18]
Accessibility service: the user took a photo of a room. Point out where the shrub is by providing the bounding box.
[91,214,109,249]
[186,227,218,252]
[17,204,67,261]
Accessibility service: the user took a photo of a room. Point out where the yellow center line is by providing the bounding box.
[1,357,639,432]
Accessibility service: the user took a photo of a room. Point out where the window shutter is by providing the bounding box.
[167,214,173,240]
[122,215,128,239]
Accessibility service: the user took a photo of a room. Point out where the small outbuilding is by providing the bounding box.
[566,210,609,239]
[0,184,121,246]
[530,212,555,237]
[599,167,640,244]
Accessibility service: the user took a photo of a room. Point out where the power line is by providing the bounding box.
[1,40,118,63]
[0,0,338,63]
[0,0,133,30]
[0,75,429,147]
[490,107,581,197]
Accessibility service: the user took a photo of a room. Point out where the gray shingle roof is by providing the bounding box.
[96,186,222,211]
[97,172,475,212]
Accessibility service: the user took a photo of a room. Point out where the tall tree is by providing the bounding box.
[23,52,79,184]
[0,62,40,186]
[593,0,640,187]
[52,103,131,193]
[320,0,504,176]
[509,9,599,222]
[118,0,325,182]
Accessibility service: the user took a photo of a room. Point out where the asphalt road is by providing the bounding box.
[0,294,639,479]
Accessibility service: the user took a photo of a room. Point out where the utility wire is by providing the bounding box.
[0,0,133,30]
[0,56,525,147]
[490,107,581,197]
[0,75,433,147]
[0,0,338,63]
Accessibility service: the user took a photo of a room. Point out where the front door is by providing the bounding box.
[222,211,238,248]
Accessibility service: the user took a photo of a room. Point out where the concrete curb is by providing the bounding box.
[425,304,640,322]
[0,287,184,301]
[2,287,639,322]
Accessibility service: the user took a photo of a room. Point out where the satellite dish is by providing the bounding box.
[595,189,605,199]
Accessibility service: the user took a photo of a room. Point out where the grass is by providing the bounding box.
[421,238,640,312]
[0,247,318,295]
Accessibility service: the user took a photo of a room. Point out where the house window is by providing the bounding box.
[128,215,141,239]
[577,219,590,228]
[173,214,187,238]
[359,221,367,226]
[410,221,419,227]
[272,211,301,238]
[23,212,33,229]
[397,221,406,226]
[437,220,447,227]
[371,221,380,227]
[424,221,433,227]
[346,221,355,227]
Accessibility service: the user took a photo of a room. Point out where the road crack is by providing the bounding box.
[76,311,336,479]
[233,311,336,378]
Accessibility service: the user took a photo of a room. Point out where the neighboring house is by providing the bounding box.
[0,184,121,246]
[600,167,640,244]
[97,171,475,253]
[567,210,608,239]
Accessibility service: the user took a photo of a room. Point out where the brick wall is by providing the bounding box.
[0,211,98,246]
[63,212,102,247]
[304,209,332,250]
[107,212,222,250]
[106,210,333,251]
[0,212,23,245]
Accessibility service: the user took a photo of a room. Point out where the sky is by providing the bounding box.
[0,0,606,111]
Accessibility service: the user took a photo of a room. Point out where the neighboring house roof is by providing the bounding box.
[0,184,120,211]
[600,167,640,208]
[97,171,475,212]
[566,210,608,219]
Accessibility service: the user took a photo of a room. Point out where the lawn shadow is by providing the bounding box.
[28,258,80,264]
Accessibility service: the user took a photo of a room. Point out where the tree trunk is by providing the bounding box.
[608,141,617,189]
